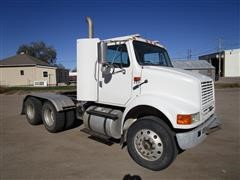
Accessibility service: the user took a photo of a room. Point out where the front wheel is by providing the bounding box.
[127,116,177,171]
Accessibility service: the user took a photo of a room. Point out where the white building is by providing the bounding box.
[224,49,240,77]
[199,48,240,79]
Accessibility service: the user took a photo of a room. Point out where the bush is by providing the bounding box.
[0,86,8,93]
[0,86,76,94]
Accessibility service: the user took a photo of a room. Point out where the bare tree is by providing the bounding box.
[17,41,57,64]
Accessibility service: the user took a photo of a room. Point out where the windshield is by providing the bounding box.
[133,41,172,67]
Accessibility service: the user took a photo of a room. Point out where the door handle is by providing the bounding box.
[133,79,148,90]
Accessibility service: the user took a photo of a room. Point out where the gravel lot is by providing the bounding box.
[0,88,239,180]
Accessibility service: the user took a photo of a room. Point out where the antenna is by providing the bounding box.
[187,49,192,60]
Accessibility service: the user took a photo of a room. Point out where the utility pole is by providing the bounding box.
[218,38,222,51]
[187,49,192,60]
[218,38,223,78]
[189,49,192,60]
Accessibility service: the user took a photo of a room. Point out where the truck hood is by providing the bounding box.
[142,66,212,82]
[140,66,213,111]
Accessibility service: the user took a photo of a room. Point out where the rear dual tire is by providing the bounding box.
[25,98,75,133]
[42,102,65,133]
[25,97,42,125]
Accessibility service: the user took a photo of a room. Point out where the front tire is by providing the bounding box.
[42,101,65,133]
[127,116,177,171]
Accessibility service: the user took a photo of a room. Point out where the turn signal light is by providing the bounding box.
[134,76,141,82]
[177,114,192,125]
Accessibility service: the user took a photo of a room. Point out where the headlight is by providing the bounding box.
[177,112,200,125]
[191,113,200,123]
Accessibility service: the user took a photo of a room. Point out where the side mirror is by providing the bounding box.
[101,63,114,75]
[98,41,107,63]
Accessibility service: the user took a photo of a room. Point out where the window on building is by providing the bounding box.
[43,71,48,77]
[20,70,24,75]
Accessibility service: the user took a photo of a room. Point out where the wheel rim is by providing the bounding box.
[44,107,54,126]
[26,104,34,119]
[134,129,163,161]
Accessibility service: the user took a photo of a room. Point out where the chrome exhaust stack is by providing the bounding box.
[86,17,94,38]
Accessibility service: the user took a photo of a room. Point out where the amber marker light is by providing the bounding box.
[134,76,141,82]
[177,114,192,125]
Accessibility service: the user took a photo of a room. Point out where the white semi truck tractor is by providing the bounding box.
[22,17,221,171]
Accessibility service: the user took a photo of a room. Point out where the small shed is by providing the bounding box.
[172,60,216,80]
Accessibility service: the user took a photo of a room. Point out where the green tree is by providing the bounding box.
[17,41,57,64]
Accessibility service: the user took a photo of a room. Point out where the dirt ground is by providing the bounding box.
[0,88,239,180]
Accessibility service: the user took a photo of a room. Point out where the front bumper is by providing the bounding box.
[176,114,221,150]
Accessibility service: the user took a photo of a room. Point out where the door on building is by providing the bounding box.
[210,56,224,80]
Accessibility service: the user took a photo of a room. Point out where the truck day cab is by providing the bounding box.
[22,17,221,171]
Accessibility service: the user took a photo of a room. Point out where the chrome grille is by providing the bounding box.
[201,81,214,106]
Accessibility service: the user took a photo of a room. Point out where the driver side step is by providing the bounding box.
[80,128,114,146]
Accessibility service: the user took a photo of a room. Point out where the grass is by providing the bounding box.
[214,83,240,89]
[0,86,8,94]
[0,85,76,94]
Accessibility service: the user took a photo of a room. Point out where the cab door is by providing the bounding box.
[98,43,132,106]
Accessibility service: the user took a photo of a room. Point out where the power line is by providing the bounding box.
[172,48,217,60]
[172,36,239,60]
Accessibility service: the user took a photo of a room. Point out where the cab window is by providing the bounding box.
[133,41,172,67]
[106,44,130,67]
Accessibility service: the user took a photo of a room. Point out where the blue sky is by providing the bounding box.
[0,0,239,70]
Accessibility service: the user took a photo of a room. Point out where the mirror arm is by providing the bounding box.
[113,69,126,75]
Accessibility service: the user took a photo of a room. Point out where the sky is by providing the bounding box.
[0,0,239,70]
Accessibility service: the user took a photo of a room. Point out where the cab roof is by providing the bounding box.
[104,34,166,49]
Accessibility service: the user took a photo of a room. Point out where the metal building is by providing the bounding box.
[199,48,240,79]
[172,60,215,80]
